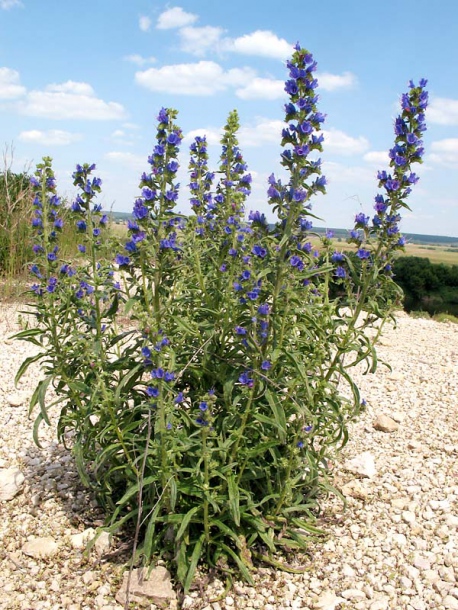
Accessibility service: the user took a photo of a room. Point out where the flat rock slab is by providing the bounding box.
[343,451,377,479]
[115,566,177,608]
[0,467,24,501]
[22,536,59,558]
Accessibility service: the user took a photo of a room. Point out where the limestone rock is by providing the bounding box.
[343,452,377,479]
[312,590,345,609]
[341,479,369,500]
[69,527,96,550]
[373,414,399,433]
[115,566,177,608]
[7,393,27,407]
[22,536,59,558]
[0,467,24,501]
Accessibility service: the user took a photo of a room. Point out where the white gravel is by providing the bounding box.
[1,303,457,610]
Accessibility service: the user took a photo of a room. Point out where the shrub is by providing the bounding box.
[15,44,428,591]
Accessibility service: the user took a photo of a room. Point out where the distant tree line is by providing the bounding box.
[392,256,458,316]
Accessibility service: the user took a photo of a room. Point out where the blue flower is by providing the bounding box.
[199,401,208,412]
[335,266,346,279]
[261,360,271,370]
[115,254,130,266]
[147,386,159,398]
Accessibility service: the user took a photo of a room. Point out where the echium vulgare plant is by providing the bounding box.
[15,43,428,592]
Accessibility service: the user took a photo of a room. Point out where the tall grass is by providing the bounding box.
[0,150,119,299]
[0,150,34,297]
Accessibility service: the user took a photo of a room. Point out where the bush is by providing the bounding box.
[15,44,428,591]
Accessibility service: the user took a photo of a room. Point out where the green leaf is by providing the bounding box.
[183,533,205,592]
[176,506,201,541]
[14,352,44,386]
[265,389,287,442]
[29,376,52,425]
[227,474,240,527]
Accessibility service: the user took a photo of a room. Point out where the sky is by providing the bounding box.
[1,0,458,237]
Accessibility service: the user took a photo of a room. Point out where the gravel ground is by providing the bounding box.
[0,303,457,610]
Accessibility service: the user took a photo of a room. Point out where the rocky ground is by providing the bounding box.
[0,303,457,610]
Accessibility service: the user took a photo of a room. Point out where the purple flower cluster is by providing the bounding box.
[118,108,183,266]
[345,79,429,272]
[29,157,64,290]
[71,163,106,253]
[268,45,327,224]
[188,136,214,231]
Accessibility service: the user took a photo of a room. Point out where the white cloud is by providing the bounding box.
[428,97,458,125]
[179,26,225,56]
[322,129,369,156]
[429,138,458,167]
[227,30,292,60]
[184,118,284,149]
[238,119,284,147]
[324,161,375,185]
[139,16,152,32]
[318,71,357,91]
[105,151,146,172]
[236,77,284,100]
[0,67,26,99]
[111,129,125,138]
[124,54,156,66]
[19,129,82,146]
[19,80,127,120]
[156,7,198,30]
[135,61,255,96]
[363,150,390,166]
[184,128,221,146]
[0,0,22,9]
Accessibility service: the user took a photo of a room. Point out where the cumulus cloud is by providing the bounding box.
[238,119,284,147]
[184,118,284,149]
[322,129,369,156]
[135,61,255,96]
[123,54,156,66]
[324,161,375,185]
[0,0,22,9]
[178,26,225,56]
[105,151,146,171]
[156,7,198,30]
[19,129,82,146]
[0,67,26,99]
[236,77,284,100]
[429,138,458,167]
[226,30,292,60]
[19,80,127,120]
[183,128,221,146]
[363,150,390,166]
[428,97,458,125]
[139,16,152,32]
[317,71,357,91]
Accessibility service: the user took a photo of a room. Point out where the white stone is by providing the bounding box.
[115,567,176,608]
[312,590,345,609]
[22,536,59,558]
[343,452,377,479]
[373,414,399,433]
[70,527,96,549]
[341,588,366,600]
[94,531,112,555]
[443,596,458,610]
[0,467,24,501]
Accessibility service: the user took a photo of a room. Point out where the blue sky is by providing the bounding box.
[1,0,458,237]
